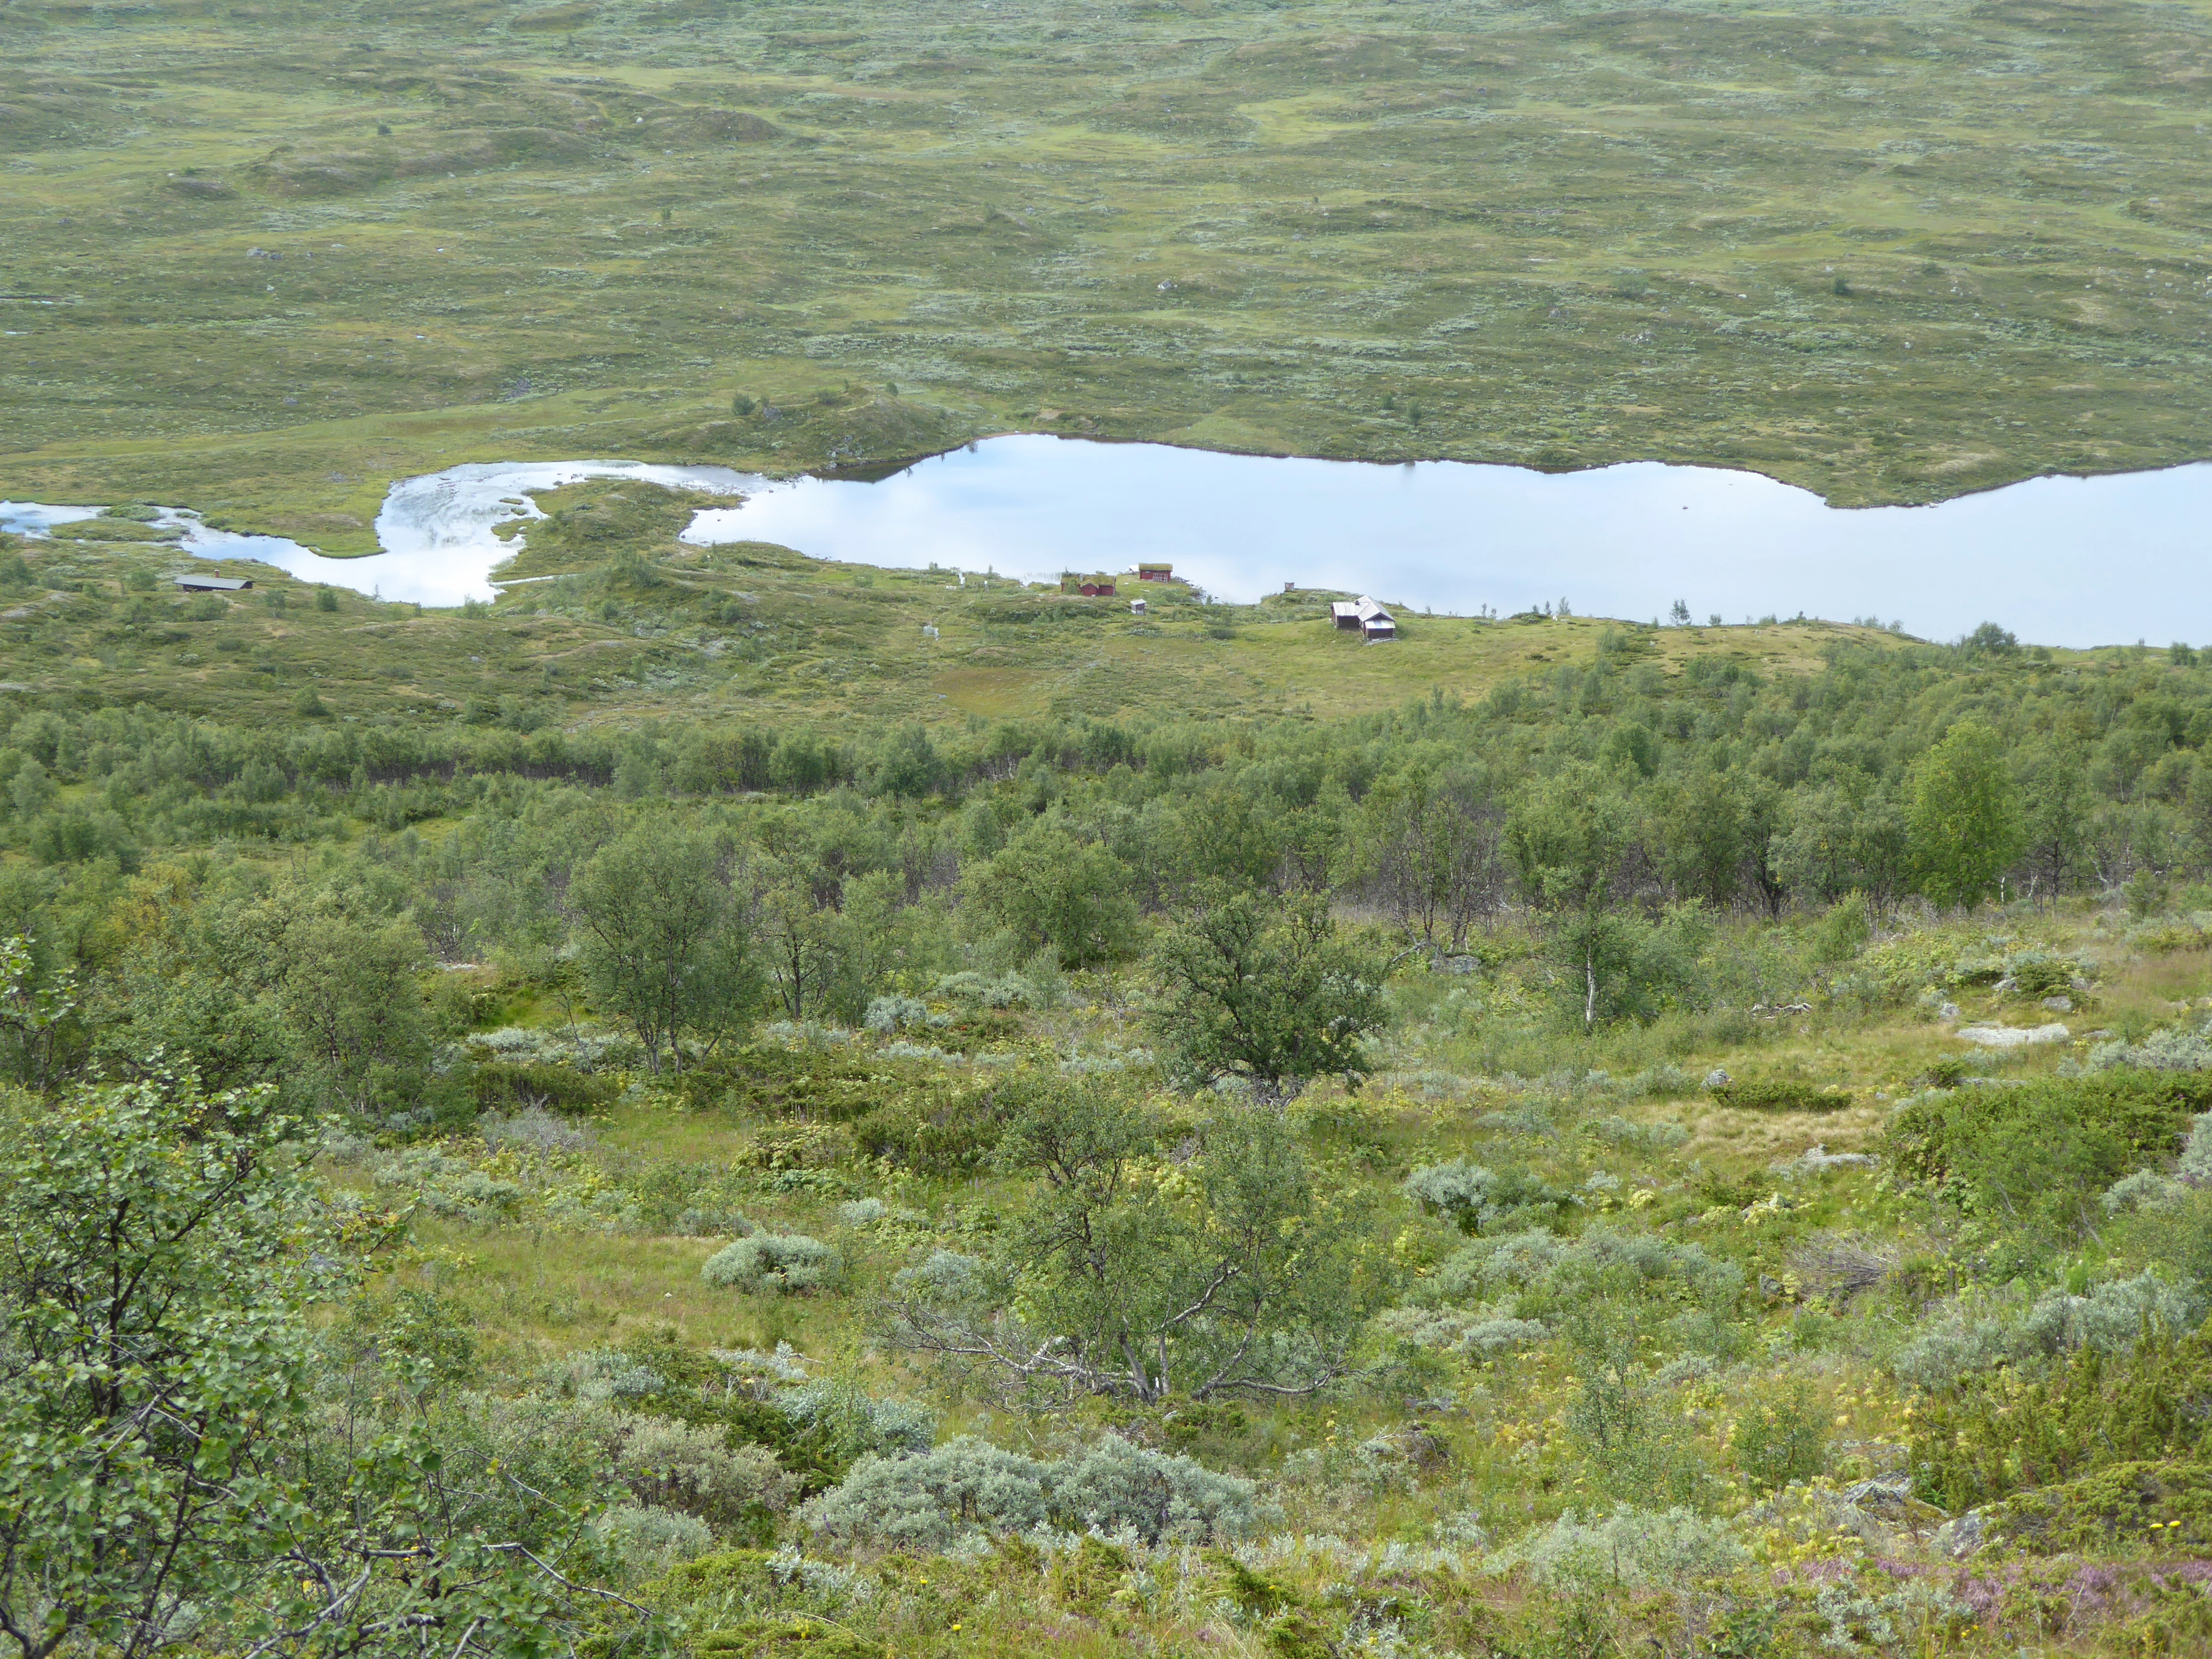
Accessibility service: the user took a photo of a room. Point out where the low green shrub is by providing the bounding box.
[1989,1458,2212,1551]
[745,1123,852,1171]
[689,1614,881,1657]
[470,1058,620,1115]
[1486,1504,1746,1591]
[849,1070,1092,1176]
[2004,950,2080,998]
[1910,1317,2212,1510]
[1886,1072,2212,1234]
[847,1091,1017,1175]
[1732,1381,1829,1493]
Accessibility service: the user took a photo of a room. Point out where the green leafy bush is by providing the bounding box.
[1988,1458,2212,1551]
[1886,1073,2212,1233]
[2004,950,2080,998]
[702,1234,841,1295]
[848,1089,1019,1175]
[1732,1381,1829,1493]
[1910,1317,2212,1511]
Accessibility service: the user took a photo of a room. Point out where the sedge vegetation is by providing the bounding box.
[8,489,2212,1654]
[4,0,2212,535]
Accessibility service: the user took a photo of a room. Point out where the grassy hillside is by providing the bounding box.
[4,0,2212,540]
[10,478,2212,1650]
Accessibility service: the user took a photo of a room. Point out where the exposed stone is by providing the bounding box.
[1955,1022,2069,1048]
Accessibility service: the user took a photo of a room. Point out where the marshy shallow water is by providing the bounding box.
[6,439,2208,646]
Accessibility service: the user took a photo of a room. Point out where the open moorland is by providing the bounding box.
[4,0,2212,540]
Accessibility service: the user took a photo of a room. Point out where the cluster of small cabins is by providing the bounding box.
[1059,562,1176,598]
[1057,565,1397,639]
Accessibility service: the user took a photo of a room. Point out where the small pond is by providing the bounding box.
[6,438,2209,646]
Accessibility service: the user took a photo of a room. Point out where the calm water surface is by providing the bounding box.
[6,439,2207,646]
[687,437,2212,648]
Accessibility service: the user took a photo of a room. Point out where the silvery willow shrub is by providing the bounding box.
[863,994,931,1033]
[804,1433,1257,1551]
[1404,1159,1575,1236]
[1486,1504,1746,1591]
[1051,1432,1258,1542]
[1374,1304,1547,1357]
[778,1382,937,1457]
[2089,1027,2212,1073]
[702,1233,840,1294]
[933,970,1034,1009]
[539,1347,671,1402]
[2185,1110,2212,1178]
[478,1104,595,1153]
[1810,1580,1970,1651]
[590,1504,712,1582]
[805,1437,1050,1551]
[1430,1227,1740,1312]
[2104,1167,2190,1214]
[1891,1271,2204,1388]
[458,1394,792,1531]
[892,1248,999,1310]
[1592,1111,1690,1150]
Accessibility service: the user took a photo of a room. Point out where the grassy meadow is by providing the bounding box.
[3,0,2212,539]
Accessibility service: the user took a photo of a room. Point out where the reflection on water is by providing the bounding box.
[9,462,758,609]
[686,436,2212,649]
[0,501,103,537]
[7,441,2208,645]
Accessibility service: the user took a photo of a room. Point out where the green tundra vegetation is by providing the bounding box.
[8,486,2212,1655]
[3,0,2212,539]
[10,0,2212,1650]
